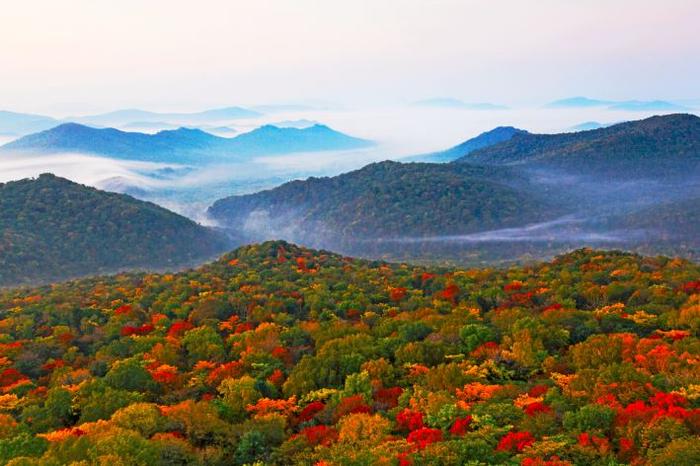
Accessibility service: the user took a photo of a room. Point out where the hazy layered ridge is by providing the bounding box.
[457,114,700,178]
[208,114,700,264]
[0,123,374,164]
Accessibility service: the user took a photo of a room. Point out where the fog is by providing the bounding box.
[374,216,633,244]
[1,105,698,233]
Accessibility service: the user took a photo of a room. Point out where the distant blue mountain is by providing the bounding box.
[569,121,610,131]
[547,97,689,111]
[412,98,508,110]
[226,124,373,157]
[0,123,374,164]
[0,110,59,136]
[607,100,689,111]
[72,106,262,126]
[546,97,614,108]
[407,126,527,163]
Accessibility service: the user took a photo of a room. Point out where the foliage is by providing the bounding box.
[0,241,696,464]
[0,174,230,286]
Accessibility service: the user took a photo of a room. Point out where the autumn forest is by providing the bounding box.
[0,241,697,465]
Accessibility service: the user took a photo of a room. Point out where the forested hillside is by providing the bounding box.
[208,114,700,263]
[0,241,698,464]
[209,161,559,247]
[457,114,700,178]
[0,174,231,286]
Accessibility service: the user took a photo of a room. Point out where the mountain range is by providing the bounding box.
[70,106,262,126]
[0,123,374,164]
[208,160,561,253]
[456,113,700,178]
[546,96,691,111]
[0,107,262,137]
[209,114,700,263]
[0,174,232,286]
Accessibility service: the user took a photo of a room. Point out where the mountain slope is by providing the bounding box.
[209,161,558,250]
[1,123,374,163]
[221,124,373,157]
[456,114,700,178]
[0,242,697,465]
[0,174,231,286]
[0,110,59,136]
[545,97,613,108]
[412,126,527,162]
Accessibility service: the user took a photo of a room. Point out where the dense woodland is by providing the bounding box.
[0,174,230,286]
[210,114,700,264]
[457,114,700,179]
[210,161,558,240]
[0,241,698,464]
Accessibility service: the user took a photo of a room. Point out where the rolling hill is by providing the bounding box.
[456,114,700,178]
[0,174,232,286]
[208,114,700,263]
[0,123,374,164]
[0,241,697,464]
[208,161,559,252]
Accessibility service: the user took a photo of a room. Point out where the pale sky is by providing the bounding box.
[1,0,698,114]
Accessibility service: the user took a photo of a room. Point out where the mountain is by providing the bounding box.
[456,114,700,178]
[0,174,231,286]
[208,161,559,252]
[607,100,689,111]
[0,241,697,465]
[1,123,221,163]
[72,106,261,126]
[1,123,374,164]
[121,122,239,137]
[222,124,373,157]
[546,97,689,112]
[412,98,508,110]
[0,110,59,136]
[568,121,611,131]
[410,126,528,162]
[206,113,700,264]
[545,97,613,108]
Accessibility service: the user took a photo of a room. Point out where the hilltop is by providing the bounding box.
[0,174,231,286]
[0,242,697,464]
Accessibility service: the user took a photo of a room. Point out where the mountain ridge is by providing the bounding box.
[1,122,374,164]
[410,126,528,162]
[0,173,232,286]
[455,113,700,177]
